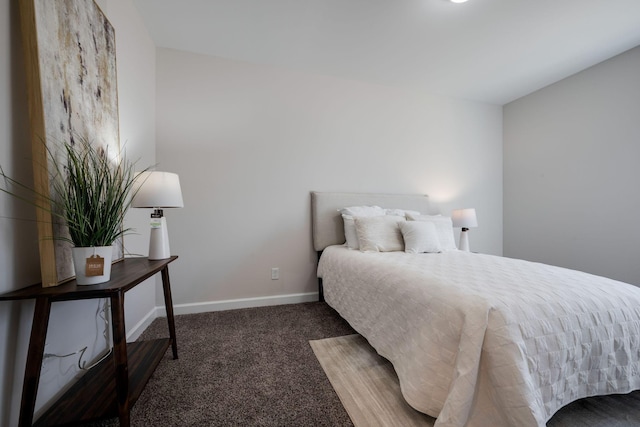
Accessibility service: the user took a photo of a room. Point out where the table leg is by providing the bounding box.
[110,292,130,427]
[18,297,51,427]
[161,266,178,359]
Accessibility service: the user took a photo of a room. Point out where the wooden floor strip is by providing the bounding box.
[310,334,434,427]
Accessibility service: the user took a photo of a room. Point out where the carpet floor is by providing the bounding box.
[88,302,355,426]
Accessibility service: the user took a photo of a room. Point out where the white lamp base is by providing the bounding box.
[149,216,171,260]
[459,229,470,252]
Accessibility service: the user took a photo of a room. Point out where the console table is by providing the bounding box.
[0,256,179,427]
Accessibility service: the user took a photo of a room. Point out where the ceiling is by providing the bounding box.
[132,0,640,105]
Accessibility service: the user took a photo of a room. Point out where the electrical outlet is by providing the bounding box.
[271,267,279,280]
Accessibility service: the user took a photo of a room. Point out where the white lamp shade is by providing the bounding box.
[452,208,478,229]
[132,171,184,208]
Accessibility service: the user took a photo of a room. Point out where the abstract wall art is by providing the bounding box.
[20,0,121,286]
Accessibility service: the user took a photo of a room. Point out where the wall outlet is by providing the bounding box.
[271,267,279,280]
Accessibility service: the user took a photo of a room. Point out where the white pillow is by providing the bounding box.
[354,216,405,252]
[385,208,421,217]
[339,205,386,216]
[341,215,359,249]
[406,213,457,251]
[399,221,442,254]
[339,206,386,249]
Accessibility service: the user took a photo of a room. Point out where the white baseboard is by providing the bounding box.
[126,307,158,341]
[127,292,320,338]
[161,292,320,316]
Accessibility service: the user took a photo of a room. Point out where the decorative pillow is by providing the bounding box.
[385,208,421,217]
[354,215,405,252]
[339,205,386,217]
[339,206,386,249]
[341,215,359,249]
[399,221,441,254]
[406,213,457,251]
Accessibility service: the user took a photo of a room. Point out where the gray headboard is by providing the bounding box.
[311,191,431,251]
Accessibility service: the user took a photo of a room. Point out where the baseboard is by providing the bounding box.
[126,306,158,341]
[159,292,320,316]
[128,292,320,338]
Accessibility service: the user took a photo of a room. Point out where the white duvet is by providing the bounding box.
[317,246,640,426]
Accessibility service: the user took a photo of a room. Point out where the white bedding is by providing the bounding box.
[317,245,640,426]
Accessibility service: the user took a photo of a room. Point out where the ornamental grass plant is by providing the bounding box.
[0,137,148,247]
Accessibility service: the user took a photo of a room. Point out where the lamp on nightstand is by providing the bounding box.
[132,171,184,260]
[452,208,477,252]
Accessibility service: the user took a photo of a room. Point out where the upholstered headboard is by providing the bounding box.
[311,191,431,251]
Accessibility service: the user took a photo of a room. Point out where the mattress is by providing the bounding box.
[317,245,640,426]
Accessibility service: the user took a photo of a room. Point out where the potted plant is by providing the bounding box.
[1,137,148,285]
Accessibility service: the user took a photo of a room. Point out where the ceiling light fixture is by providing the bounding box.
[450,0,469,3]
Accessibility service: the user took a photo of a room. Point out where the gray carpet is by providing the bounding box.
[90,302,355,426]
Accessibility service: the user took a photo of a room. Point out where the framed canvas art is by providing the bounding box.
[20,0,122,287]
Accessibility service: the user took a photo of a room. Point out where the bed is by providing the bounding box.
[311,191,640,427]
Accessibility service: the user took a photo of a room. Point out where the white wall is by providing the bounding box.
[504,45,640,285]
[0,1,156,425]
[103,0,158,341]
[156,48,503,308]
[0,1,40,425]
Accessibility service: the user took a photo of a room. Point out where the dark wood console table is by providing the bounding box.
[0,256,179,427]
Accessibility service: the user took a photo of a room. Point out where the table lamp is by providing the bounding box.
[452,208,477,252]
[132,171,184,260]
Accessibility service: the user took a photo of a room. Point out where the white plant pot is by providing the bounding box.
[71,246,113,285]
